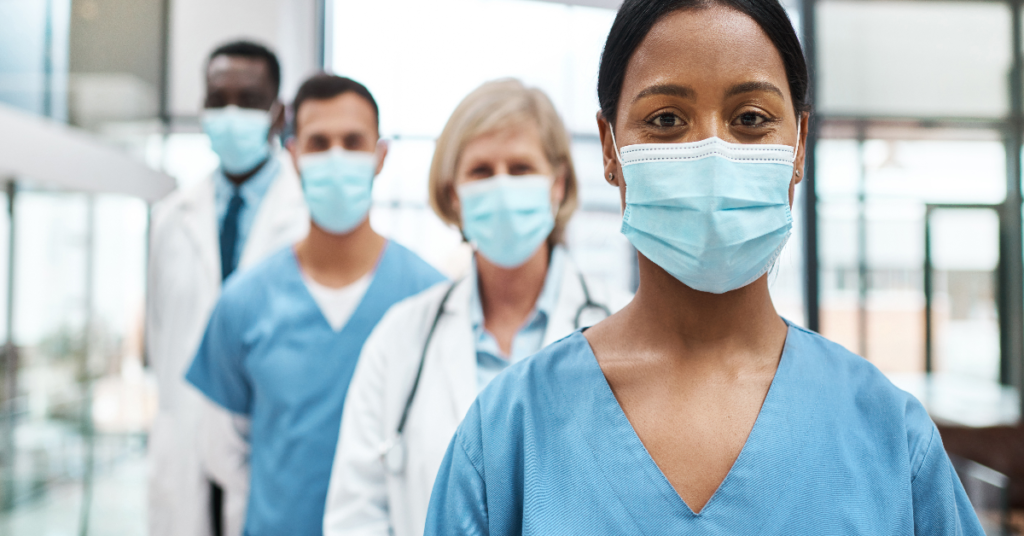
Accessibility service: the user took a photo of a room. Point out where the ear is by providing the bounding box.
[269,100,286,139]
[374,139,389,176]
[788,111,809,207]
[448,182,462,223]
[793,111,809,186]
[551,163,568,208]
[287,137,301,180]
[596,112,622,187]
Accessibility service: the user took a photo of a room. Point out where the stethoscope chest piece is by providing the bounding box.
[381,435,407,475]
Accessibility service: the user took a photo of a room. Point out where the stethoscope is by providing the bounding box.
[380,273,610,475]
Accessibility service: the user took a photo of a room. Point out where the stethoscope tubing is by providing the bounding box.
[383,272,609,475]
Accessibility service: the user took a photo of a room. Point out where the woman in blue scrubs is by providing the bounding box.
[424,0,985,534]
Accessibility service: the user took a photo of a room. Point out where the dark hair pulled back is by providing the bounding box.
[597,0,810,127]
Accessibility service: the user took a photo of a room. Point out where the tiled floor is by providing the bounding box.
[0,452,146,536]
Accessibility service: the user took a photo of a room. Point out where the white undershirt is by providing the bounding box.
[301,270,373,332]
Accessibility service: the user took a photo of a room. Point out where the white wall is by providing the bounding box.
[168,0,320,117]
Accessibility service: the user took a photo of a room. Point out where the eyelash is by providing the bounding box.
[733,110,778,128]
[646,112,684,129]
[643,110,781,131]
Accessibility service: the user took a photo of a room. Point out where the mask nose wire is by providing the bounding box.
[611,120,801,163]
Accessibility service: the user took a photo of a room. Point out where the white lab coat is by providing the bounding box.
[146,154,308,536]
[323,255,633,536]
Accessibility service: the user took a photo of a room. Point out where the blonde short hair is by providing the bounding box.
[429,79,578,244]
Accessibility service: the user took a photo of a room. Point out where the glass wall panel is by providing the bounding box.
[332,0,616,138]
[817,1,1011,118]
[1,189,149,533]
[816,134,1005,376]
[929,208,1001,383]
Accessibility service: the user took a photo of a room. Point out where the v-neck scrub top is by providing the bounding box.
[187,242,445,536]
[424,324,984,535]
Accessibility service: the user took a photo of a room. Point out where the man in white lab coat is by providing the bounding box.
[146,41,308,536]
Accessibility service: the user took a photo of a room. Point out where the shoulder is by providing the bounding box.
[476,331,591,417]
[217,247,294,311]
[787,323,906,396]
[451,332,593,471]
[371,280,454,341]
[785,324,935,449]
[384,241,446,287]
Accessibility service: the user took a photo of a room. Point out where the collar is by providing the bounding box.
[468,245,566,331]
[214,154,281,209]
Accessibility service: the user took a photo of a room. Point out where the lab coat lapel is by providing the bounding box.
[544,255,585,346]
[432,277,478,420]
[179,178,221,286]
[239,155,309,269]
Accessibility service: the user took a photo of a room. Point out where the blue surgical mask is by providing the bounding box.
[202,105,273,175]
[458,175,555,269]
[612,130,799,294]
[299,148,377,234]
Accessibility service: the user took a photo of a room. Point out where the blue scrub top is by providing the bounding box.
[425,324,985,535]
[187,242,445,536]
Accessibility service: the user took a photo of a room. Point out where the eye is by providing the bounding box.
[469,165,493,178]
[509,163,535,175]
[307,135,330,151]
[650,113,682,128]
[343,134,365,151]
[736,111,768,127]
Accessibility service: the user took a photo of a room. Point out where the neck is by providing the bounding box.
[224,156,270,186]
[477,245,550,325]
[628,254,786,354]
[294,219,386,288]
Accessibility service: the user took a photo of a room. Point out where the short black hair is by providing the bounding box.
[291,73,380,133]
[208,40,282,96]
[597,0,809,127]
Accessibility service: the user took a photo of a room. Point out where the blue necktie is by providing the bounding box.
[220,189,244,282]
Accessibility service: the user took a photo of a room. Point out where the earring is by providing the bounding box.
[796,170,802,177]
[607,172,615,183]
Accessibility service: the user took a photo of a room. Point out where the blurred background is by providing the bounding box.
[0,0,1021,533]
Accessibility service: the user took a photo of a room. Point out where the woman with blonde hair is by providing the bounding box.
[322,79,632,536]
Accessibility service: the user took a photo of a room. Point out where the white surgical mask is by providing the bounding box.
[299,148,377,234]
[611,126,799,294]
[457,175,555,269]
[202,105,273,175]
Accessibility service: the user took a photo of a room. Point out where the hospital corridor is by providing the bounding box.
[0,0,1021,534]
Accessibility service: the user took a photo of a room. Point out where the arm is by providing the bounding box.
[200,400,251,536]
[323,326,393,536]
[911,426,986,536]
[423,417,489,536]
[185,289,253,416]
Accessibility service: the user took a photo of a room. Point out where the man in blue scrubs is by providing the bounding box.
[187,74,446,536]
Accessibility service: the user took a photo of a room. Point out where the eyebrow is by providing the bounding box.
[725,81,784,99]
[632,84,695,103]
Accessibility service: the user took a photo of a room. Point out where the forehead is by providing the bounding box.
[461,122,544,160]
[622,7,792,103]
[295,92,378,134]
[207,55,272,88]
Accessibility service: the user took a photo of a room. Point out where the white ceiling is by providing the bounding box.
[529,0,622,9]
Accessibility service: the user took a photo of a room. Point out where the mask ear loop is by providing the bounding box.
[608,124,624,167]
[793,119,802,164]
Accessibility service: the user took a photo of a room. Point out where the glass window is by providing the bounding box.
[929,208,1001,382]
[817,0,1011,118]
[816,133,1006,380]
[332,0,616,138]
